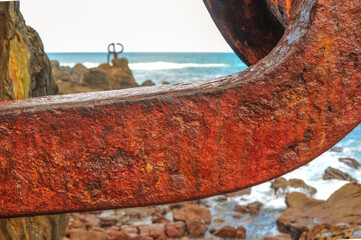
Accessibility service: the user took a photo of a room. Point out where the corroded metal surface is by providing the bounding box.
[0,0,360,218]
[203,0,285,66]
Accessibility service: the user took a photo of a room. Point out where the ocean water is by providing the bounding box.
[48,52,247,85]
[48,52,361,239]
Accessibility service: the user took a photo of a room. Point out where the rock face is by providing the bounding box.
[322,167,356,181]
[0,215,69,240]
[277,183,361,239]
[53,58,139,94]
[0,2,67,240]
[271,177,317,196]
[338,157,361,169]
[0,2,57,101]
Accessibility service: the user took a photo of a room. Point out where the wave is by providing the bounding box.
[61,62,99,69]
[129,62,228,70]
[60,61,228,70]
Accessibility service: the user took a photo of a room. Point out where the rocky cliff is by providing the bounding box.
[0,1,57,101]
[0,2,66,239]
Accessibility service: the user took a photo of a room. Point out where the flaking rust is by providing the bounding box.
[0,0,360,218]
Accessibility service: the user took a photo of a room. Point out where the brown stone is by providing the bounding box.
[185,219,207,238]
[211,226,237,238]
[225,188,252,197]
[338,158,361,169]
[166,221,185,238]
[172,204,211,224]
[322,167,356,181]
[236,226,247,239]
[107,230,133,240]
[277,183,361,239]
[99,216,118,227]
[234,201,263,215]
[271,177,317,196]
[262,234,292,240]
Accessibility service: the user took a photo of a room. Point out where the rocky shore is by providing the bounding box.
[52,59,155,95]
[60,153,361,240]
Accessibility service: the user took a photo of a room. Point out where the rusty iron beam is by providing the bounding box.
[0,0,360,218]
[203,0,287,66]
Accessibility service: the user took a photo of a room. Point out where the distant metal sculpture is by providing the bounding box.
[107,42,124,64]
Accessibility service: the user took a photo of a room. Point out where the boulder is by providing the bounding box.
[322,167,356,181]
[262,234,292,240]
[225,187,252,197]
[210,226,237,238]
[277,183,361,239]
[81,58,138,91]
[234,201,263,215]
[172,204,211,224]
[304,223,361,239]
[166,221,185,238]
[338,157,361,169]
[185,219,207,238]
[141,80,156,86]
[271,177,317,196]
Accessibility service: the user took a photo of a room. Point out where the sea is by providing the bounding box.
[48,52,361,239]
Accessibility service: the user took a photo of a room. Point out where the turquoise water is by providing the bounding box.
[48,51,360,239]
[48,52,247,85]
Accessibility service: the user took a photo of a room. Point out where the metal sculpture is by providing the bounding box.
[0,0,360,218]
[107,42,124,64]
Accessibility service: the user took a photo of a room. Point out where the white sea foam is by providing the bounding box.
[60,61,227,71]
[129,62,227,70]
[61,62,99,68]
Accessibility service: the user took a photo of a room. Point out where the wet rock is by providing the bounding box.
[139,224,166,239]
[225,188,252,197]
[271,177,317,196]
[66,227,107,240]
[162,81,170,85]
[262,234,292,240]
[166,221,186,238]
[99,216,118,227]
[338,157,361,169]
[277,183,361,239]
[329,147,343,153]
[236,226,247,239]
[234,201,263,215]
[211,226,236,238]
[107,230,133,240]
[186,219,208,238]
[322,167,356,181]
[141,79,156,86]
[172,204,211,224]
[152,215,171,224]
[305,223,361,239]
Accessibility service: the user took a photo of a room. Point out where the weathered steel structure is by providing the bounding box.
[0,0,360,218]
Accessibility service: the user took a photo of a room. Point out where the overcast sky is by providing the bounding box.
[20,0,232,53]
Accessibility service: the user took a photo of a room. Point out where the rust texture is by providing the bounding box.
[266,0,294,28]
[203,0,285,66]
[0,0,360,218]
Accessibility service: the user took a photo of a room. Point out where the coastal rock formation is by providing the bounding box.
[0,2,57,101]
[338,157,361,169]
[277,183,361,239]
[54,58,140,94]
[0,2,66,240]
[271,177,317,196]
[322,167,356,181]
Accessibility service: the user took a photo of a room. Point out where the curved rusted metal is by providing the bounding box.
[203,0,286,66]
[0,0,360,218]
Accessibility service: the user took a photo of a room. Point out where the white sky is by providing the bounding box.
[20,0,232,53]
